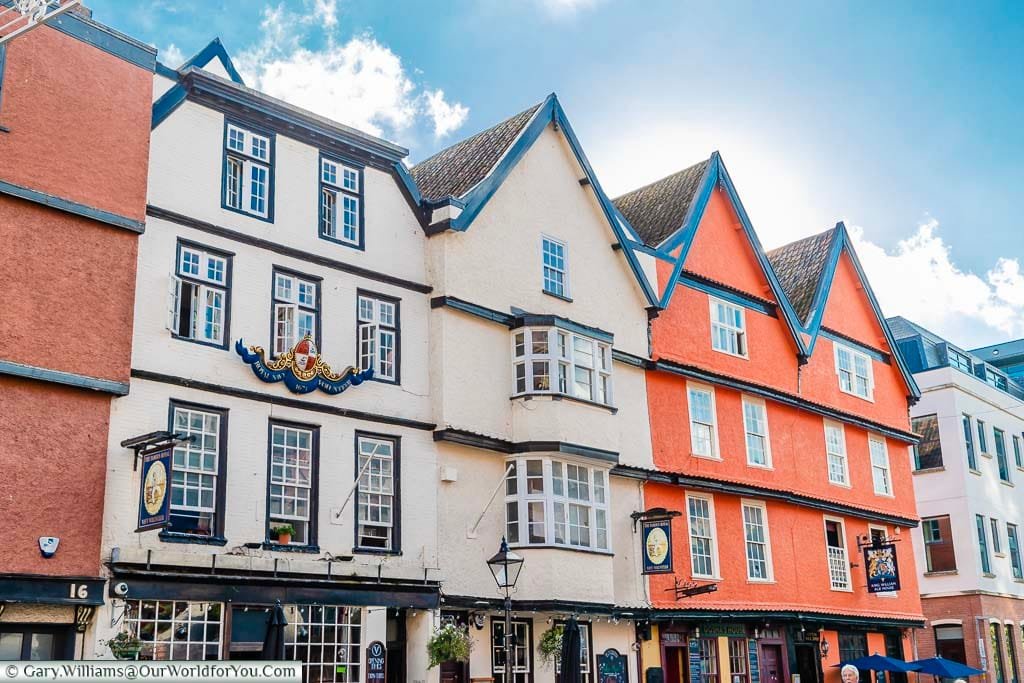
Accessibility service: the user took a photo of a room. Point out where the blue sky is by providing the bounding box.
[89,0,1024,347]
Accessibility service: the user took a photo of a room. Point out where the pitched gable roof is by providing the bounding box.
[613,158,710,248]
[410,102,544,202]
[156,37,244,85]
[766,228,838,324]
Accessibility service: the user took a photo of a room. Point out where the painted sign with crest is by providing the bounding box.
[235,335,373,395]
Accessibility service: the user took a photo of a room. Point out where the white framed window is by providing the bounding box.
[824,517,852,591]
[320,157,362,247]
[356,434,398,552]
[268,423,315,546]
[742,500,773,582]
[542,236,568,298]
[710,297,747,358]
[824,420,849,486]
[223,122,271,218]
[492,619,531,682]
[284,605,362,683]
[125,600,223,660]
[834,343,873,400]
[687,493,718,578]
[504,456,610,552]
[554,622,592,682]
[742,396,771,467]
[869,435,892,496]
[688,383,719,459]
[511,328,613,406]
[272,271,318,356]
[168,243,230,347]
[357,293,399,382]
[169,405,223,537]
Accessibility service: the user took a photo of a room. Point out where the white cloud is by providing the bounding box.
[423,89,470,138]
[160,43,185,68]
[536,0,602,18]
[234,3,468,142]
[848,219,1024,348]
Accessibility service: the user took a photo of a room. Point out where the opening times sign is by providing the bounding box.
[864,543,901,593]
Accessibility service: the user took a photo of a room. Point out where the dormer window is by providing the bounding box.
[223,122,272,220]
[834,343,873,400]
[320,156,363,248]
[709,297,747,358]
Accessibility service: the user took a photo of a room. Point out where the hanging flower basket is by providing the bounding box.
[538,625,564,669]
[426,623,474,669]
[105,631,142,660]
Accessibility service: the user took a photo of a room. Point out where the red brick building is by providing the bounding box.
[0,8,154,659]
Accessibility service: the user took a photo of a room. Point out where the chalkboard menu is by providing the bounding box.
[598,648,628,682]
[748,639,760,683]
[688,638,703,683]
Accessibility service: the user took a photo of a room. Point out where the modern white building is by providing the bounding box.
[890,317,1024,681]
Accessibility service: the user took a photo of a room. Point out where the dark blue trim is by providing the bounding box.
[676,272,777,317]
[429,295,614,342]
[0,358,129,395]
[220,118,276,223]
[318,151,365,251]
[430,295,513,324]
[819,328,889,364]
[433,429,620,465]
[158,532,228,546]
[178,37,244,85]
[151,82,188,128]
[621,238,674,261]
[173,238,234,351]
[154,61,178,79]
[40,7,156,71]
[395,163,424,206]
[0,178,144,232]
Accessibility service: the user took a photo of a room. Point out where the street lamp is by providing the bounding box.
[487,537,524,682]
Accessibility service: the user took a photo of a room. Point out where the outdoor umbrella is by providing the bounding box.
[559,616,583,683]
[835,654,921,673]
[909,657,985,678]
[260,601,289,660]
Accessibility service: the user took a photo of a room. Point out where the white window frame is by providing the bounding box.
[511,328,613,406]
[168,245,228,346]
[824,420,850,486]
[687,383,720,460]
[686,492,720,579]
[169,406,221,536]
[709,296,748,358]
[541,235,569,298]
[224,123,271,219]
[869,435,893,496]
[125,600,224,661]
[268,423,314,546]
[742,396,772,468]
[357,294,398,382]
[356,435,397,552]
[824,516,852,591]
[503,456,611,552]
[284,605,362,683]
[272,272,318,356]
[741,499,774,582]
[834,342,874,400]
[320,157,362,246]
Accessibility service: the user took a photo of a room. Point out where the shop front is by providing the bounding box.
[0,574,105,661]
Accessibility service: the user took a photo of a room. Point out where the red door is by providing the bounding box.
[761,645,783,683]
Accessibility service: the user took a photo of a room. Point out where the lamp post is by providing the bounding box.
[487,537,524,682]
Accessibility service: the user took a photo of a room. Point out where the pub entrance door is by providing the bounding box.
[663,644,688,683]
[794,644,821,683]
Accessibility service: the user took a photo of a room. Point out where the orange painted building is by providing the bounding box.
[615,154,924,683]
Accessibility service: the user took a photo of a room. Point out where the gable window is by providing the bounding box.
[355,433,399,553]
[1008,524,1023,580]
[963,414,978,470]
[688,384,719,459]
[320,156,363,248]
[267,422,318,548]
[994,428,1011,483]
[977,514,993,575]
[357,292,399,383]
[541,236,568,298]
[168,242,231,348]
[825,518,851,590]
[710,298,747,358]
[912,414,943,470]
[869,436,893,496]
[922,516,956,573]
[834,343,873,400]
[742,500,773,581]
[272,270,319,356]
[687,493,718,579]
[742,397,771,467]
[512,328,612,406]
[167,402,227,539]
[824,421,849,486]
[504,457,610,552]
[978,419,989,454]
[223,122,272,219]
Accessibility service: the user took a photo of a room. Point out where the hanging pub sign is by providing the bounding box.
[641,517,673,574]
[235,335,374,395]
[365,640,386,682]
[864,542,901,593]
[136,448,172,532]
[598,648,628,682]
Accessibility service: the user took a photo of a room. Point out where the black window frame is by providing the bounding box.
[837,632,870,683]
[491,617,534,683]
[221,118,275,222]
[978,514,993,575]
[171,239,234,351]
[269,266,323,357]
[264,418,321,553]
[161,399,230,546]
[356,289,401,385]
[318,152,365,250]
[353,430,402,556]
[964,414,978,471]
[1009,523,1023,580]
[0,624,75,660]
[995,427,1012,483]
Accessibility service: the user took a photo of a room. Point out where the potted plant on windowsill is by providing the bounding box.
[272,524,295,546]
[426,623,474,669]
[104,631,142,660]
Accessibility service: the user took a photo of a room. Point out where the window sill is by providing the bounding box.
[159,531,228,546]
[747,579,776,585]
[996,553,1007,558]
[873,491,896,499]
[829,587,855,593]
[913,466,945,475]
[982,572,997,579]
[747,462,774,471]
[924,570,959,577]
[712,348,749,361]
[171,333,229,351]
[511,392,617,415]
[1013,578,1024,584]
[352,547,402,556]
[509,543,613,557]
[828,480,853,489]
[0,125,10,134]
[981,452,994,459]
[837,387,874,403]
[262,543,321,553]
[319,233,364,251]
[970,468,983,476]
[542,289,573,303]
[692,453,723,462]
[222,202,273,224]
[1000,480,1016,487]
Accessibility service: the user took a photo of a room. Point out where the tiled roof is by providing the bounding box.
[766,227,838,323]
[410,102,544,202]
[613,158,710,248]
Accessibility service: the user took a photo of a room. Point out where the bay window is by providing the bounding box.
[504,457,610,552]
[512,327,612,406]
